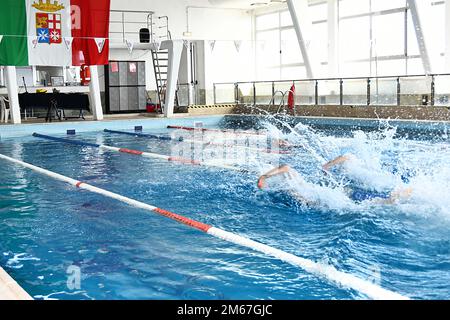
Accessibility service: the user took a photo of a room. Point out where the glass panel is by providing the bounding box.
[425,1,445,56]
[177,84,190,107]
[256,30,280,67]
[280,11,293,27]
[257,67,280,82]
[311,22,328,64]
[372,12,405,56]
[370,78,398,105]
[295,80,315,105]
[371,0,407,12]
[215,84,235,104]
[406,58,424,75]
[343,79,367,105]
[0,67,4,87]
[281,66,307,80]
[340,61,371,78]
[256,12,279,30]
[407,11,420,56]
[318,80,341,105]
[339,16,370,61]
[66,66,80,84]
[309,3,327,22]
[373,59,406,77]
[339,0,370,17]
[16,67,34,87]
[281,28,303,65]
[434,75,450,106]
[274,81,292,106]
[237,83,254,105]
[400,76,432,106]
[255,82,273,105]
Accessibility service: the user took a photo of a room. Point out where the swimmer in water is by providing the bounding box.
[257,161,413,206]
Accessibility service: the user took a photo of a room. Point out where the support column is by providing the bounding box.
[287,0,320,79]
[5,66,21,124]
[327,0,339,77]
[160,40,183,117]
[445,0,450,71]
[407,0,432,74]
[89,66,104,121]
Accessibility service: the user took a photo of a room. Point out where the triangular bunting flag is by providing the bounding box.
[125,39,134,54]
[305,40,311,50]
[63,37,73,50]
[30,36,38,49]
[0,35,3,44]
[208,40,216,52]
[94,38,106,53]
[234,40,242,53]
[183,39,190,50]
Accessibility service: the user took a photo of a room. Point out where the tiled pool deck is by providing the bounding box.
[0,267,33,300]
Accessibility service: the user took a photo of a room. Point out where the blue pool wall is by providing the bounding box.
[0,116,224,139]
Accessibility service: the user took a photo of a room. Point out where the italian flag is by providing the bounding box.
[0,0,110,66]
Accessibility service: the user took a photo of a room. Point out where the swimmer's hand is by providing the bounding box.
[257,175,267,189]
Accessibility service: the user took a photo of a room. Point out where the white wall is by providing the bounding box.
[110,0,253,40]
[109,0,254,94]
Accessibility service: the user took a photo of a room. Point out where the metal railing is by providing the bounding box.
[213,73,450,108]
[109,10,171,43]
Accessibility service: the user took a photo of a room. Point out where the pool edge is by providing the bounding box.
[0,267,33,300]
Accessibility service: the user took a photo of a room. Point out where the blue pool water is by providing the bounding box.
[0,115,449,300]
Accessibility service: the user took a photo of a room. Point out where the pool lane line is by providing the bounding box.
[167,125,268,136]
[0,153,408,301]
[167,125,294,149]
[103,129,178,141]
[32,133,245,172]
[104,129,288,155]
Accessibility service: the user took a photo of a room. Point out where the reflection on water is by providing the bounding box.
[0,116,449,300]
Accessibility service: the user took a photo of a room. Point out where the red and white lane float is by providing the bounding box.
[104,129,287,155]
[32,133,243,172]
[167,125,267,136]
[0,152,408,300]
[167,125,293,149]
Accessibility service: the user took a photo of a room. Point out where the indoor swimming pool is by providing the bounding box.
[0,115,449,300]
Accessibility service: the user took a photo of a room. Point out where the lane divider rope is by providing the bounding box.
[104,129,286,155]
[0,152,408,300]
[167,125,267,136]
[104,129,176,141]
[32,133,244,172]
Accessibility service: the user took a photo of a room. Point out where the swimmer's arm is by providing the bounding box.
[322,154,354,171]
[257,165,291,189]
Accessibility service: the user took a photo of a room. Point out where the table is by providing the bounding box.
[19,93,90,122]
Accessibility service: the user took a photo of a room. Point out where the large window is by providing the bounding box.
[254,0,446,80]
[338,0,446,77]
[338,0,413,77]
[255,10,307,80]
[255,2,329,80]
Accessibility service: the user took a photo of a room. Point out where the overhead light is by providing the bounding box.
[183,31,192,37]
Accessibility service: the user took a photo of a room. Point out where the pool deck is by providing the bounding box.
[0,114,227,138]
[0,267,33,300]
